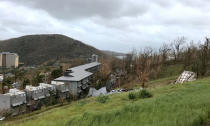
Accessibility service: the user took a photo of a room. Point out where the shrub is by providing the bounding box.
[128,92,136,100]
[96,95,109,103]
[138,89,152,98]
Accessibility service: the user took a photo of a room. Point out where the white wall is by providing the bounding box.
[0,94,11,111]
[6,54,19,68]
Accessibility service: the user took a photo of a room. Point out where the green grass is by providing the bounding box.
[2,77,210,126]
[160,64,184,78]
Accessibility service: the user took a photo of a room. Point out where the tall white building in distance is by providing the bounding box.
[0,52,19,68]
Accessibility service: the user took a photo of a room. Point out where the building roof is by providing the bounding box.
[0,52,18,56]
[55,62,100,82]
[39,83,54,88]
[5,88,25,96]
[68,62,100,71]
[51,81,65,85]
[25,85,45,91]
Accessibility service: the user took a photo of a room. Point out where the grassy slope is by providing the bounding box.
[2,77,210,126]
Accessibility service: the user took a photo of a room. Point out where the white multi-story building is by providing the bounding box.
[0,52,19,68]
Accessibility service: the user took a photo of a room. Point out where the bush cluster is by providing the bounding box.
[138,89,153,98]
[128,92,136,100]
[96,95,109,103]
[128,89,152,100]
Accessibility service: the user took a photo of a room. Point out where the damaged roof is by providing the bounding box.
[55,62,100,82]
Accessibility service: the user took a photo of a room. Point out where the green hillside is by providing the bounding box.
[2,77,210,126]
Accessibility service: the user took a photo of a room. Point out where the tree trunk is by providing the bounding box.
[142,81,145,88]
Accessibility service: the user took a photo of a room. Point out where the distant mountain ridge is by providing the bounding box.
[102,50,126,57]
[0,34,106,65]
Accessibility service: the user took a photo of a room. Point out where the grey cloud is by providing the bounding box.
[11,0,149,20]
[0,0,210,52]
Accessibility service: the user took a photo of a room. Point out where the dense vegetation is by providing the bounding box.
[100,37,210,89]
[0,34,105,65]
[2,77,210,126]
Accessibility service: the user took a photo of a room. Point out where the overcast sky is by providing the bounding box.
[0,0,210,52]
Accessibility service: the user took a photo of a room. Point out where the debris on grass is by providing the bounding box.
[175,71,196,84]
[88,87,107,97]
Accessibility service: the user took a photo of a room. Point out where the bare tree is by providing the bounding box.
[170,37,186,62]
[159,43,170,63]
[92,58,111,88]
[151,53,163,79]
[205,37,210,59]
[183,41,198,68]
[136,48,152,88]
[198,38,208,76]
[99,58,111,81]
[123,49,136,75]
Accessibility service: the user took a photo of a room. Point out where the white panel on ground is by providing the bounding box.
[175,71,196,84]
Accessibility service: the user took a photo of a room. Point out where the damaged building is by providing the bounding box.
[24,84,56,109]
[51,81,70,99]
[0,88,26,116]
[0,55,101,118]
[54,62,100,97]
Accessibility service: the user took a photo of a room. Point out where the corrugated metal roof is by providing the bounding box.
[55,62,100,82]
[68,62,100,71]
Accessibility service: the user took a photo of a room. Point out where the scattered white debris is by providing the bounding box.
[108,89,125,95]
[12,82,21,88]
[175,71,196,84]
[0,117,5,121]
[88,87,131,97]
[87,87,107,97]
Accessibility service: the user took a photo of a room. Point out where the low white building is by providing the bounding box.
[39,83,56,97]
[51,81,70,98]
[51,81,69,93]
[0,88,26,116]
[5,89,26,107]
[25,85,46,102]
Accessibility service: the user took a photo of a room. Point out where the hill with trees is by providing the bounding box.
[0,34,106,65]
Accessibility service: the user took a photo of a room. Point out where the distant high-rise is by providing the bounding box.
[0,52,19,68]
[91,54,98,62]
[87,54,99,63]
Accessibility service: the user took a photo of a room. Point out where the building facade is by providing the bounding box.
[54,62,100,97]
[0,88,26,116]
[0,52,19,68]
